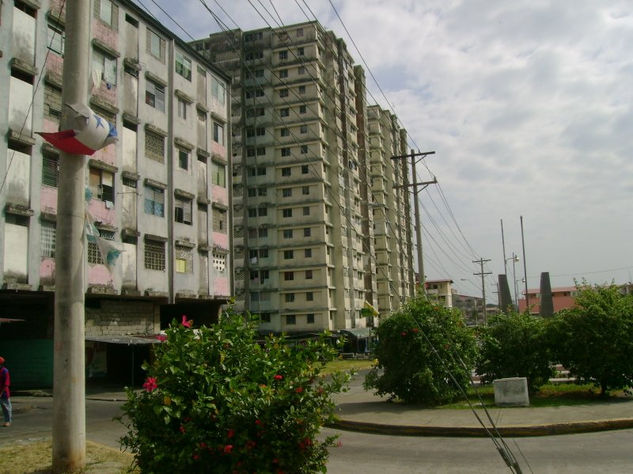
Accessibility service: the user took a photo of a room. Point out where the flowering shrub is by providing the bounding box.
[364,295,477,405]
[121,311,349,473]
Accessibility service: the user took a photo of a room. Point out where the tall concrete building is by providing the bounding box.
[0,0,231,387]
[192,21,415,333]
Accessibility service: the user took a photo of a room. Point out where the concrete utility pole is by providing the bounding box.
[473,258,492,325]
[53,1,89,471]
[520,216,529,310]
[392,150,436,294]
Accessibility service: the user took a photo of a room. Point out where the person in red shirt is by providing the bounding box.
[0,356,11,427]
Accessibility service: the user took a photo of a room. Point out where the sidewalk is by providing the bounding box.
[329,372,633,437]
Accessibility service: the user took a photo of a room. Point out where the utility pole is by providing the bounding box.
[520,216,529,310]
[473,258,492,325]
[53,1,89,471]
[392,150,436,294]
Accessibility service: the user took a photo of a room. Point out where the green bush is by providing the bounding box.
[120,312,349,473]
[364,296,477,405]
[476,311,554,391]
[549,284,633,396]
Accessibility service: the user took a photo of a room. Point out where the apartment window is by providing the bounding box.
[88,168,114,203]
[248,208,257,218]
[247,107,265,117]
[298,66,306,75]
[93,48,117,85]
[213,122,224,145]
[303,228,311,237]
[259,249,269,259]
[175,52,192,81]
[247,187,256,197]
[281,148,291,157]
[178,149,189,171]
[280,128,289,137]
[301,165,309,174]
[175,197,193,225]
[279,50,288,60]
[87,230,113,264]
[279,88,288,97]
[283,229,293,239]
[144,185,165,217]
[257,147,266,156]
[303,207,310,216]
[286,315,296,325]
[283,208,292,218]
[260,313,271,323]
[298,47,305,56]
[145,130,165,162]
[146,79,165,111]
[41,221,56,258]
[298,85,306,94]
[305,248,312,258]
[285,293,295,302]
[258,228,268,238]
[42,155,59,187]
[280,108,289,117]
[302,186,309,195]
[282,188,292,197]
[258,187,267,196]
[284,250,294,260]
[279,69,288,78]
[284,272,294,281]
[47,22,65,55]
[256,127,265,136]
[177,97,187,119]
[306,292,314,301]
[145,240,166,270]
[299,105,307,114]
[305,269,313,279]
[175,247,193,273]
[300,125,308,134]
[296,28,304,37]
[307,313,315,324]
[97,0,118,28]
[254,69,264,78]
[281,167,291,177]
[247,148,255,157]
[258,207,267,217]
[257,167,266,176]
[211,162,226,187]
[211,77,226,105]
[147,29,165,61]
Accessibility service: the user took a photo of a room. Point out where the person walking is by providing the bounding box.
[0,356,11,427]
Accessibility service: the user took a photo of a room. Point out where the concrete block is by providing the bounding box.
[493,377,530,407]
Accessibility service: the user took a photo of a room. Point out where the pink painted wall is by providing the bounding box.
[212,232,228,250]
[88,264,114,286]
[92,20,118,50]
[92,139,117,166]
[45,52,63,77]
[40,258,55,280]
[42,118,59,134]
[211,185,228,207]
[87,199,116,225]
[213,276,229,297]
[210,142,226,157]
[40,186,58,214]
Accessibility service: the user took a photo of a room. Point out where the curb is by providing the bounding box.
[326,417,633,437]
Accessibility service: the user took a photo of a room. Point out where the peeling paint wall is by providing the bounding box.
[8,77,33,134]
[3,220,28,282]
[11,6,35,66]
[121,242,137,288]
[5,149,30,206]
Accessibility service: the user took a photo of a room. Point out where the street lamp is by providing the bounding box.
[505,253,520,308]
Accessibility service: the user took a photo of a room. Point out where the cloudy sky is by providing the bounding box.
[139,0,633,302]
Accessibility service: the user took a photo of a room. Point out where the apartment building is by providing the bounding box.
[192,21,414,334]
[366,105,415,314]
[0,0,231,387]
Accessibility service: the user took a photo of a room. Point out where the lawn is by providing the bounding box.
[438,383,632,409]
[322,358,376,375]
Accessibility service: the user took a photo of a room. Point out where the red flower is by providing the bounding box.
[192,454,200,460]
[246,440,256,450]
[223,444,233,454]
[295,387,304,393]
[179,425,186,434]
[227,428,235,439]
[412,328,419,333]
[181,315,192,328]
[401,331,407,337]
[274,374,283,380]
[255,419,263,426]
[142,377,158,392]
[156,334,167,342]
[272,458,279,464]
[199,442,207,449]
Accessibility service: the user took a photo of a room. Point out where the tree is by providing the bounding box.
[364,296,477,405]
[476,311,554,392]
[120,312,349,473]
[549,284,633,396]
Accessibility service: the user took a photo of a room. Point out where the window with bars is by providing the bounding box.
[145,130,165,162]
[286,315,296,325]
[42,155,59,187]
[88,230,114,264]
[145,240,166,270]
[41,221,56,258]
[175,247,193,273]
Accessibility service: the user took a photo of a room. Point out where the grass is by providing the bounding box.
[322,358,376,375]
[438,383,631,409]
[0,440,136,474]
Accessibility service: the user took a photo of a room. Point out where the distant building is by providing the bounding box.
[424,279,453,308]
[452,293,483,326]
[518,286,577,314]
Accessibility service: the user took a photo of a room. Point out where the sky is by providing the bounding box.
[137,0,633,302]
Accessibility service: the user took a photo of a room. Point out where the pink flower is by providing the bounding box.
[295,387,304,393]
[142,377,158,392]
[181,315,192,328]
[227,428,235,439]
[223,444,233,454]
[274,374,283,380]
[337,440,343,448]
[156,334,167,342]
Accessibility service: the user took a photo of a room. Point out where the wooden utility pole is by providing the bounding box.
[392,150,436,293]
[473,258,492,325]
[53,1,89,470]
